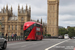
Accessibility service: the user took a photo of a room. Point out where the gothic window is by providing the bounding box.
[15,25,17,30]
[50,13,51,17]
[53,5,55,11]
[51,13,52,17]
[53,28,54,32]
[53,20,54,25]
[51,28,52,32]
[1,25,4,29]
[53,13,54,17]
[2,17,4,20]
[12,25,13,30]
[51,5,52,10]
[50,21,51,24]
[21,25,23,30]
[21,17,24,21]
[8,25,10,30]
[49,20,51,24]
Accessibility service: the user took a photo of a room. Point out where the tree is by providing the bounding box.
[68,27,75,38]
[59,28,68,36]
[43,34,51,37]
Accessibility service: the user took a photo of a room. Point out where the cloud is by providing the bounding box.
[59,4,75,15]
[60,0,75,6]
[59,20,75,28]
[59,15,75,21]
[59,0,75,28]
[31,5,47,16]
[31,16,47,23]
[59,14,75,28]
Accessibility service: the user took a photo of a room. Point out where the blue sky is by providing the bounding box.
[0,0,75,28]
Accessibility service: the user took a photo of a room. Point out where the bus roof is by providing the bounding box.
[24,21,42,26]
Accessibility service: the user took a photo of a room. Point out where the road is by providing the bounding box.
[0,39,75,50]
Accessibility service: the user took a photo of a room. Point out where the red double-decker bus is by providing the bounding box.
[23,21,43,41]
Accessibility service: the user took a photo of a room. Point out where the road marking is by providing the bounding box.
[45,39,70,50]
[21,45,26,47]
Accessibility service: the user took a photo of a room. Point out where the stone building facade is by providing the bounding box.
[47,0,59,36]
[0,5,31,36]
[43,23,47,35]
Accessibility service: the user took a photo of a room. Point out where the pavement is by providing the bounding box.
[0,39,75,50]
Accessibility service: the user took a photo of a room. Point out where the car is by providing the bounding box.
[58,35,64,39]
[0,36,7,49]
[71,36,75,39]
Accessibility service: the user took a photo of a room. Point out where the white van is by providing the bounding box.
[64,34,69,39]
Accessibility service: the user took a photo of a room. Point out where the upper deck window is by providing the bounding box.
[36,24,40,27]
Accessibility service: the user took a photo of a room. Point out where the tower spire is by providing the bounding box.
[26,4,28,10]
[18,4,20,10]
[18,4,20,13]
[22,6,23,13]
[29,6,31,17]
[3,6,5,13]
[29,6,31,10]
[22,6,23,10]
[11,6,12,16]
[6,4,8,9]
[11,6,12,12]
[6,4,8,12]
[41,18,42,24]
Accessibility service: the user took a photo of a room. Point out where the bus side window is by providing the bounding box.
[38,32,41,35]
[39,32,41,35]
[36,24,38,27]
[34,24,36,26]
[36,32,38,35]
[36,24,40,27]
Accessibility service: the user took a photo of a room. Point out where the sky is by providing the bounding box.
[0,0,75,28]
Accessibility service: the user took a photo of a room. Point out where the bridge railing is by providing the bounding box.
[3,36,24,41]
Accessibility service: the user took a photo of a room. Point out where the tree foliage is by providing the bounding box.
[43,34,51,37]
[59,28,68,36]
[68,27,75,38]
[59,27,75,38]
